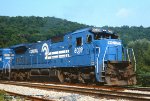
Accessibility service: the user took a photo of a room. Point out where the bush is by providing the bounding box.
[137,74,150,87]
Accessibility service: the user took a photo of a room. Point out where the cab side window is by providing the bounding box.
[76,37,82,46]
[87,35,92,43]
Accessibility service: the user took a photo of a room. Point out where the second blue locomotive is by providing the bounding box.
[0,27,136,85]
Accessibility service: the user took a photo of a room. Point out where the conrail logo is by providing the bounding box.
[108,41,121,45]
[41,43,70,60]
[41,43,49,59]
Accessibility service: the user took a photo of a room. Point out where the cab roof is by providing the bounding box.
[69,27,117,35]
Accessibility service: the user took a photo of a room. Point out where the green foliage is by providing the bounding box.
[128,39,150,86]
[0,90,5,101]
[0,16,150,47]
[0,16,86,47]
[128,39,150,74]
[137,74,150,86]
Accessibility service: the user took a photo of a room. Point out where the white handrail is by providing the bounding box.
[132,49,136,72]
[102,46,108,71]
[96,47,100,73]
[127,49,130,62]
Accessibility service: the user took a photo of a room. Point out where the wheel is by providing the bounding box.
[13,72,18,81]
[57,70,64,83]
[25,72,30,81]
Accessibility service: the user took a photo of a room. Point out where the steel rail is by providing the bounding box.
[0,81,150,101]
[4,91,54,101]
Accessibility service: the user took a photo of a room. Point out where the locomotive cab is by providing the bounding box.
[90,28,136,85]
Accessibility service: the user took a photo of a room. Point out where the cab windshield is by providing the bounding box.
[94,33,118,40]
[90,28,118,40]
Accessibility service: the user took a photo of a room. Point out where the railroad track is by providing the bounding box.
[4,91,53,101]
[124,86,150,92]
[0,81,150,101]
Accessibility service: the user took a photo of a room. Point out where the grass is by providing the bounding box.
[0,90,6,101]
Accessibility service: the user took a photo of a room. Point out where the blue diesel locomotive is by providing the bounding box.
[0,27,136,85]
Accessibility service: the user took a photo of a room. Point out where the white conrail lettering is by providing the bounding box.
[108,41,121,45]
[29,49,38,54]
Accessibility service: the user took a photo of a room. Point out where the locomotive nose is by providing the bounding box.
[94,40,136,85]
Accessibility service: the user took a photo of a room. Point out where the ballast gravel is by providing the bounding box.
[0,84,127,101]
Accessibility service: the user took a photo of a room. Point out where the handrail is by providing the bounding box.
[126,49,130,62]
[123,48,136,72]
[132,49,136,71]
[102,46,108,71]
[96,47,100,73]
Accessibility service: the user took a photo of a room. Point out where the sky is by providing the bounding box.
[0,0,150,27]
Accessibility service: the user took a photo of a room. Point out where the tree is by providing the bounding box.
[128,39,150,74]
